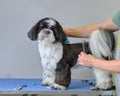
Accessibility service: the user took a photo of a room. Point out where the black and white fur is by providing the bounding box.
[27,17,115,90]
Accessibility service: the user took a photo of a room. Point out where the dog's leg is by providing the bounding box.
[91,68,113,90]
[50,63,71,90]
[42,70,55,86]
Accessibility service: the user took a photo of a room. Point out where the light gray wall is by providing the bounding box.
[0,0,120,78]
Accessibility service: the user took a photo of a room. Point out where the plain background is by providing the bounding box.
[0,0,120,79]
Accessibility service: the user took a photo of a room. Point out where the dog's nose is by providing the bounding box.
[46,30,50,35]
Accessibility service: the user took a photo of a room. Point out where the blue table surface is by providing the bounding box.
[0,79,114,91]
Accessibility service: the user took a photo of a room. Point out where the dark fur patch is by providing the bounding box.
[55,43,91,87]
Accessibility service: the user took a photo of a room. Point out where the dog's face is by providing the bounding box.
[28,18,67,44]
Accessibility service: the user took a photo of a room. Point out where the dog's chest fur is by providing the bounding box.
[38,43,63,71]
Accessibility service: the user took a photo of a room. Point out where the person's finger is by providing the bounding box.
[78,53,84,65]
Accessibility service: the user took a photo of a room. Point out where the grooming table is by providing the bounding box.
[0,78,116,96]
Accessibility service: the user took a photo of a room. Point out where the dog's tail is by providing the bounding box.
[89,29,115,60]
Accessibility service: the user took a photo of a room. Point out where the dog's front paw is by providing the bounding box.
[50,83,66,90]
[42,79,53,86]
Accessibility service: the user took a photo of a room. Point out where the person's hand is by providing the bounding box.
[78,52,97,67]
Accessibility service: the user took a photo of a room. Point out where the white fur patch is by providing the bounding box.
[45,19,56,26]
[38,42,63,86]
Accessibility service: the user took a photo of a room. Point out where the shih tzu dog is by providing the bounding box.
[27,17,115,90]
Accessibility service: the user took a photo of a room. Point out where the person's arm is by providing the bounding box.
[64,24,100,38]
[78,52,120,73]
[93,58,120,73]
[64,19,119,38]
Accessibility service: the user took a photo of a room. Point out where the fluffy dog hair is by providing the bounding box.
[27,17,115,90]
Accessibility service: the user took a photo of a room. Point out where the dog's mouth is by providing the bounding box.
[38,37,56,45]
[38,38,50,45]
[38,38,45,44]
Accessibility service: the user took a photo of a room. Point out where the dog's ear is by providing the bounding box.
[55,22,67,43]
[27,21,40,41]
